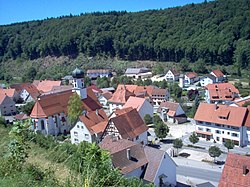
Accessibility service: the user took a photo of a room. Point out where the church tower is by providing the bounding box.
[72,67,87,99]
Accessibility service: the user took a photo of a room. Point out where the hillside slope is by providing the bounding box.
[0,0,250,68]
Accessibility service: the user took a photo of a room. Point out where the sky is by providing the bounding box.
[0,0,206,25]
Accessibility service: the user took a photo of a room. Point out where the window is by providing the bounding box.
[85,134,89,139]
[81,126,84,129]
[74,131,78,136]
[206,128,211,132]
[216,137,220,141]
[136,136,139,140]
[215,124,221,127]
[227,132,230,135]
[74,138,79,142]
[215,130,221,134]
[198,127,203,131]
[231,133,238,137]
[231,126,239,130]
[41,120,45,130]
[77,125,80,128]
[205,122,211,125]
[222,131,224,134]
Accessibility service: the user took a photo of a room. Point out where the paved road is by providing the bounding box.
[177,165,221,182]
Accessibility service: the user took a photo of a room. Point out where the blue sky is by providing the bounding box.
[0,0,206,25]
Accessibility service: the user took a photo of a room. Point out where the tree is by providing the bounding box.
[144,114,152,125]
[154,121,169,140]
[173,138,183,154]
[67,93,83,124]
[224,140,234,152]
[153,115,162,124]
[208,146,222,163]
[189,132,199,145]
[20,101,35,115]
[179,58,191,71]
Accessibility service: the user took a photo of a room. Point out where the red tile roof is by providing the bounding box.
[123,96,148,112]
[157,101,180,114]
[219,153,250,187]
[88,85,103,94]
[169,69,180,76]
[211,69,224,78]
[34,80,61,93]
[194,103,248,127]
[30,88,102,118]
[100,136,171,182]
[102,91,112,100]
[79,109,108,135]
[11,83,40,99]
[0,89,16,98]
[14,113,29,120]
[113,107,134,116]
[101,137,148,174]
[110,108,148,139]
[186,72,198,79]
[206,83,239,101]
[108,85,135,104]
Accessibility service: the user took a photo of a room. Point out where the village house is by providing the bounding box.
[102,107,148,145]
[123,84,170,112]
[124,68,152,79]
[184,72,199,85]
[70,109,108,144]
[164,69,180,82]
[11,83,40,103]
[205,83,240,104]
[157,101,187,124]
[199,74,217,87]
[61,75,74,85]
[86,69,112,79]
[194,103,249,147]
[108,84,135,113]
[30,68,102,136]
[123,96,153,119]
[219,153,250,187]
[98,91,113,108]
[210,69,226,83]
[100,136,177,187]
[0,88,19,102]
[0,94,16,116]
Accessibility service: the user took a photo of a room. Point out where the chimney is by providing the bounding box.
[127,149,131,160]
[243,165,248,176]
[214,103,218,110]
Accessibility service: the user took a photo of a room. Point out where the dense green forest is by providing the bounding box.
[0,0,250,69]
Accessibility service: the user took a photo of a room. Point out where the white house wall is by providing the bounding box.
[138,102,154,119]
[70,121,93,144]
[153,154,177,187]
[196,121,242,146]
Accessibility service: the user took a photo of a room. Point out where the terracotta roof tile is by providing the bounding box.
[111,108,148,139]
[169,69,180,76]
[211,69,224,77]
[186,72,198,79]
[34,80,61,93]
[10,83,40,99]
[194,103,247,127]
[79,109,108,135]
[206,83,239,101]
[245,106,250,127]
[123,96,148,112]
[219,153,250,187]
[14,114,29,120]
[114,107,134,116]
[102,91,112,100]
[108,85,135,104]
[0,89,16,98]
[30,88,102,118]
[157,101,179,113]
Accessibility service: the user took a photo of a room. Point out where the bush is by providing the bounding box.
[144,114,153,125]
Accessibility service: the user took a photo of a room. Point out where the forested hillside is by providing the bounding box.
[0,0,250,69]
